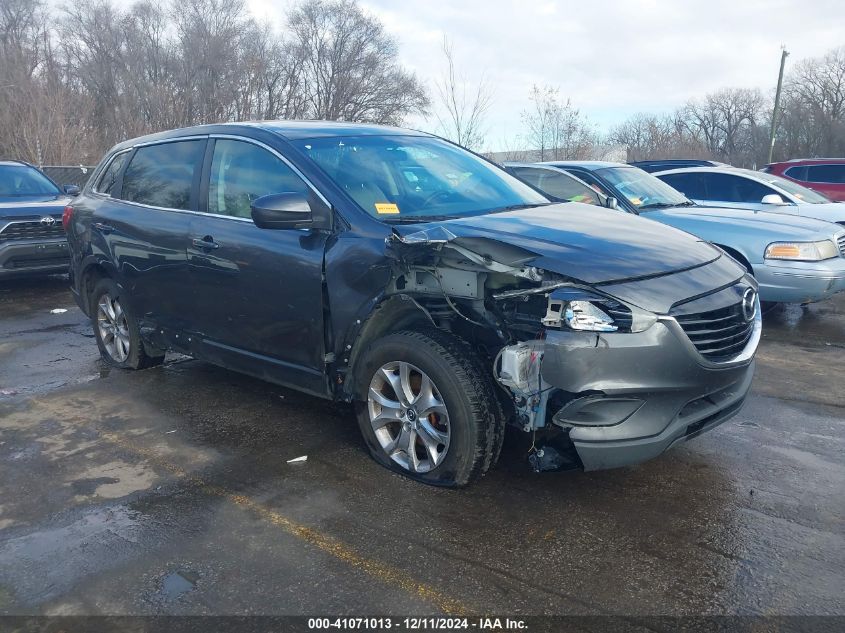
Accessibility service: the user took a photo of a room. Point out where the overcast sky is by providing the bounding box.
[247,0,844,150]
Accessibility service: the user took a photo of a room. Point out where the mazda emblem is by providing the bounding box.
[40,216,57,227]
[742,288,757,322]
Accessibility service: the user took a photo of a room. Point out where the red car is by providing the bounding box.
[762,159,845,202]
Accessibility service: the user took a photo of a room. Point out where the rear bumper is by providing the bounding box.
[753,258,845,303]
[540,315,758,471]
[0,238,69,278]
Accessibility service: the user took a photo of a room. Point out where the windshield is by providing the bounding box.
[0,164,60,196]
[736,168,831,204]
[292,135,549,221]
[597,166,690,209]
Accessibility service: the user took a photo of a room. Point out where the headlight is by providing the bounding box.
[541,292,657,333]
[564,301,617,332]
[764,240,838,261]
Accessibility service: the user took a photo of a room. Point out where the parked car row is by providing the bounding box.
[505,161,845,305]
[4,122,843,487]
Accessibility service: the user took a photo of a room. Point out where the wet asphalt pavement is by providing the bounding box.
[0,276,843,617]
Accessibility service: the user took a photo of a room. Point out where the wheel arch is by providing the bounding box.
[78,259,118,316]
[714,243,754,275]
[342,295,437,400]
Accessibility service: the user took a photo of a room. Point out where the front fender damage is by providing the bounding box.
[353,226,586,472]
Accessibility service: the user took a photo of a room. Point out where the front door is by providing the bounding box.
[185,137,330,395]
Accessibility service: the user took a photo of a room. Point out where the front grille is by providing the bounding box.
[675,301,754,362]
[7,255,69,269]
[837,233,845,257]
[0,220,64,242]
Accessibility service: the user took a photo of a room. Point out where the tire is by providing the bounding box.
[89,278,164,370]
[353,329,503,487]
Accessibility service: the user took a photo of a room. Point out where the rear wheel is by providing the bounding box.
[354,329,503,487]
[90,278,164,370]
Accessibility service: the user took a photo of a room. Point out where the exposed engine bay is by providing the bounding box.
[383,227,619,446]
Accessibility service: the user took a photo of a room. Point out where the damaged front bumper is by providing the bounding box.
[539,314,759,471]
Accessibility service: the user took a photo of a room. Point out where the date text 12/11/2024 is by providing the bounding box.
[307,617,528,630]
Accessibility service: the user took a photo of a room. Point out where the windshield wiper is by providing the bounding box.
[488,202,553,213]
[637,202,677,210]
[381,215,457,224]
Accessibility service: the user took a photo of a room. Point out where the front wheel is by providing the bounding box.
[90,278,164,370]
[354,329,503,487]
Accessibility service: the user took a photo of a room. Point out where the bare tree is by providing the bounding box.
[548,98,595,160]
[609,113,697,161]
[676,88,763,164]
[173,0,250,124]
[520,85,556,160]
[779,47,845,157]
[433,36,493,150]
[287,0,429,124]
[520,85,594,160]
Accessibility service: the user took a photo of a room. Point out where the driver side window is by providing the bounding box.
[208,139,309,218]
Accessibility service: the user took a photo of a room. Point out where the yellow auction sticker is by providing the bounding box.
[375,202,400,215]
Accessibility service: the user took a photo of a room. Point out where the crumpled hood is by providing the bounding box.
[392,203,723,285]
[0,194,70,220]
[650,205,843,240]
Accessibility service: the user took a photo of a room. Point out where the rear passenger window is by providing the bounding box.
[513,167,599,205]
[659,173,706,199]
[784,166,808,181]
[121,140,205,210]
[702,173,773,202]
[208,139,309,218]
[807,164,845,184]
[94,151,129,196]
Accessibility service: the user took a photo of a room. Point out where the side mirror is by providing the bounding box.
[761,194,787,205]
[251,192,330,230]
[63,184,80,196]
[606,196,619,210]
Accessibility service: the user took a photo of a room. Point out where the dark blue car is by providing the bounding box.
[0,160,79,278]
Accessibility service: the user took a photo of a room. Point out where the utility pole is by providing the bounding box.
[768,47,789,164]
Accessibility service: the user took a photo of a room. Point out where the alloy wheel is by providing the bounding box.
[96,293,130,362]
[367,361,451,473]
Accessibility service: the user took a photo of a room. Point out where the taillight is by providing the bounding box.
[62,205,73,231]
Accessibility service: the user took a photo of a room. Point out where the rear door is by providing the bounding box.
[185,136,330,395]
[90,138,206,332]
[693,172,781,210]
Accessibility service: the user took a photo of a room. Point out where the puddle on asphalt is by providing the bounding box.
[764,301,845,341]
[161,570,199,599]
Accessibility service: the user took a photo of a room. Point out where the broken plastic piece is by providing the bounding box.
[50,308,68,314]
[287,455,308,463]
[393,225,457,244]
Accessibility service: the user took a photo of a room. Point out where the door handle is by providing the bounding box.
[92,222,114,234]
[192,236,219,250]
